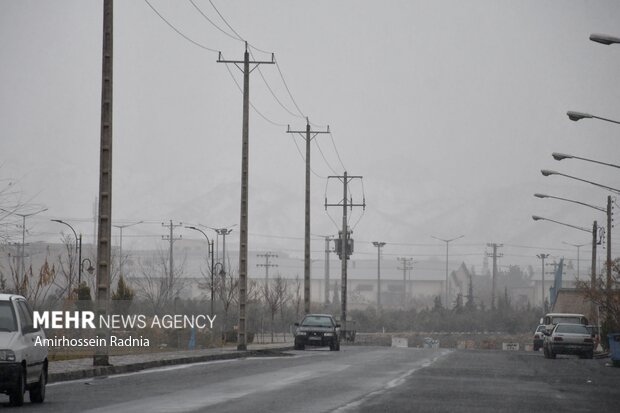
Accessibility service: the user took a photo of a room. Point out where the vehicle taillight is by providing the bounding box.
[553,337,563,342]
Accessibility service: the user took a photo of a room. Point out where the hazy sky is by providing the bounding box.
[1,0,620,274]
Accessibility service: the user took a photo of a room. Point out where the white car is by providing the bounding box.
[0,294,48,406]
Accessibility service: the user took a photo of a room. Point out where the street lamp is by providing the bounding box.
[563,241,588,279]
[534,193,606,213]
[0,207,47,278]
[552,152,620,170]
[540,170,615,298]
[113,221,143,280]
[566,111,620,126]
[431,235,464,307]
[590,33,620,45]
[51,219,82,290]
[186,225,215,315]
[372,241,386,308]
[540,170,620,195]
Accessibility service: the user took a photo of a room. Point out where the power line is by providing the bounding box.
[188,0,242,41]
[143,0,220,53]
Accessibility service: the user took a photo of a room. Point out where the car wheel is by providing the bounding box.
[30,365,46,403]
[549,350,556,359]
[294,341,304,351]
[335,339,340,351]
[9,366,25,407]
[586,350,594,359]
[543,345,549,358]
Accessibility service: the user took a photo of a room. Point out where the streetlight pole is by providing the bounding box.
[51,219,79,293]
[186,226,215,316]
[113,221,142,281]
[0,207,47,279]
[214,228,233,274]
[563,241,588,279]
[532,215,601,318]
[536,253,550,312]
[372,242,385,308]
[431,235,464,307]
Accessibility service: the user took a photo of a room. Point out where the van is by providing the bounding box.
[540,313,588,332]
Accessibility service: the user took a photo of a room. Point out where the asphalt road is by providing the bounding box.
[2,346,618,412]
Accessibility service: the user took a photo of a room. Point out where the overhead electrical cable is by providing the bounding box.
[144,0,220,53]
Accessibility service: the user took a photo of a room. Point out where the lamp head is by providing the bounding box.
[590,33,620,45]
[532,215,543,221]
[552,152,572,161]
[567,111,592,121]
[541,169,558,177]
[534,193,548,199]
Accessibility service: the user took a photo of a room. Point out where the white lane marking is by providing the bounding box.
[333,349,452,412]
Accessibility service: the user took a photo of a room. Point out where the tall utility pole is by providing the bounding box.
[256,252,278,281]
[162,221,183,302]
[397,257,414,307]
[536,253,550,312]
[431,235,464,308]
[372,242,386,307]
[287,119,330,314]
[325,172,365,334]
[605,196,612,308]
[324,236,333,304]
[217,43,274,351]
[94,0,113,367]
[487,243,503,310]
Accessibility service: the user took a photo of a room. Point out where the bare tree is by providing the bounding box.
[132,250,186,315]
[262,275,289,342]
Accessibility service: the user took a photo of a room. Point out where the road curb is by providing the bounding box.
[48,346,294,383]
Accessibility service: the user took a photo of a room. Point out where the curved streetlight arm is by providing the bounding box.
[567,110,620,125]
[531,215,590,233]
[533,193,606,213]
[540,170,620,195]
[431,235,464,244]
[51,219,78,243]
[552,152,620,170]
[185,226,211,244]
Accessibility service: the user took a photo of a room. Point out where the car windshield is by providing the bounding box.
[553,316,583,324]
[0,301,17,332]
[301,316,334,327]
[555,324,589,334]
[536,325,546,332]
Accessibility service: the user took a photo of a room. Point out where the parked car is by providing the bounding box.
[542,323,594,359]
[541,313,588,334]
[0,294,48,406]
[294,314,340,351]
[533,324,546,351]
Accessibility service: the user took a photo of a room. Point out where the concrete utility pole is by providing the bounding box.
[94,0,113,367]
[256,252,278,281]
[217,43,274,351]
[325,172,365,334]
[287,119,330,314]
[605,196,612,308]
[372,242,386,307]
[536,253,550,312]
[397,257,414,307]
[487,243,503,310]
[162,221,183,302]
[324,236,333,304]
